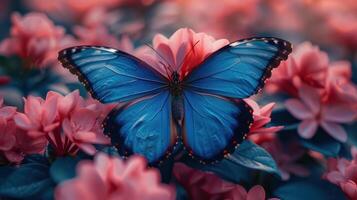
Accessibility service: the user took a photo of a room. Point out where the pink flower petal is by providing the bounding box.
[321,121,347,142]
[322,104,356,123]
[13,113,38,130]
[58,90,79,116]
[43,122,60,132]
[4,151,24,163]
[71,108,96,131]
[298,120,318,139]
[298,84,321,115]
[247,185,266,200]
[77,143,97,155]
[341,180,357,199]
[285,99,314,119]
[260,103,275,117]
[42,95,58,125]
[24,96,42,122]
[74,131,110,144]
[0,106,17,119]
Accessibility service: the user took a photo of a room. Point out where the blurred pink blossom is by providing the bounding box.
[325,61,357,106]
[307,0,357,50]
[73,25,134,52]
[324,148,357,199]
[25,0,123,23]
[173,163,278,200]
[55,153,175,200]
[13,91,112,157]
[261,138,309,180]
[285,84,356,142]
[268,42,329,96]
[138,28,228,79]
[245,99,283,144]
[179,0,260,40]
[0,12,73,67]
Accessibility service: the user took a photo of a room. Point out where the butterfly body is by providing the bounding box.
[58,37,292,165]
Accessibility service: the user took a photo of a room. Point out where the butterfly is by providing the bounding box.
[58,37,292,165]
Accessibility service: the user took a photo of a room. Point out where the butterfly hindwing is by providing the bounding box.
[58,46,167,103]
[182,89,253,162]
[104,90,178,164]
[184,37,292,98]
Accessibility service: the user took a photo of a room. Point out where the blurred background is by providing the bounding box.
[1,1,357,199]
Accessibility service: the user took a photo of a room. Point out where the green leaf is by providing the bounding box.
[274,178,347,200]
[181,140,280,184]
[0,161,53,198]
[300,128,341,157]
[50,156,80,183]
[226,140,281,176]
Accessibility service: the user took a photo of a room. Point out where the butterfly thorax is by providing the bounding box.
[169,71,182,96]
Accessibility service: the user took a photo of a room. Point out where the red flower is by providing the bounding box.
[55,153,175,200]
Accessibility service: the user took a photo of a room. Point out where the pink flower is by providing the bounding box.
[285,84,356,142]
[55,153,175,200]
[245,99,283,144]
[325,61,357,105]
[14,94,59,138]
[138,28,229,79]
[324,149,357,199]
[0,12,72,67]
[13,91,112,157]
[261,138,309,180]
[268,42,329,96]
[62,108,110,155]
[173,163,279,200]
[0,97,46,163]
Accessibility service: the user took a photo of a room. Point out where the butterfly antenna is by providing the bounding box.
[159,60,172,82]
[144,43,173,77]
[177,40,200,71]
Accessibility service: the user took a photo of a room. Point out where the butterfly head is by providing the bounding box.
[169,71,182,96]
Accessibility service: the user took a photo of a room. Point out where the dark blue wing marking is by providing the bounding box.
[58,46,168,103]
[103,90,178,164]
[184,37,292,98]
[182,89,253,162]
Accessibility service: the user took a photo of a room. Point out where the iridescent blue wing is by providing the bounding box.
[58,46,177,164]
[58,46,168,103]
[184,37,292,98]
[103,91,178,164]
[182,89,253,162]
[182,37,291,161]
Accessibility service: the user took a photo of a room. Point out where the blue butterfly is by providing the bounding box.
[58,37,292,165]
